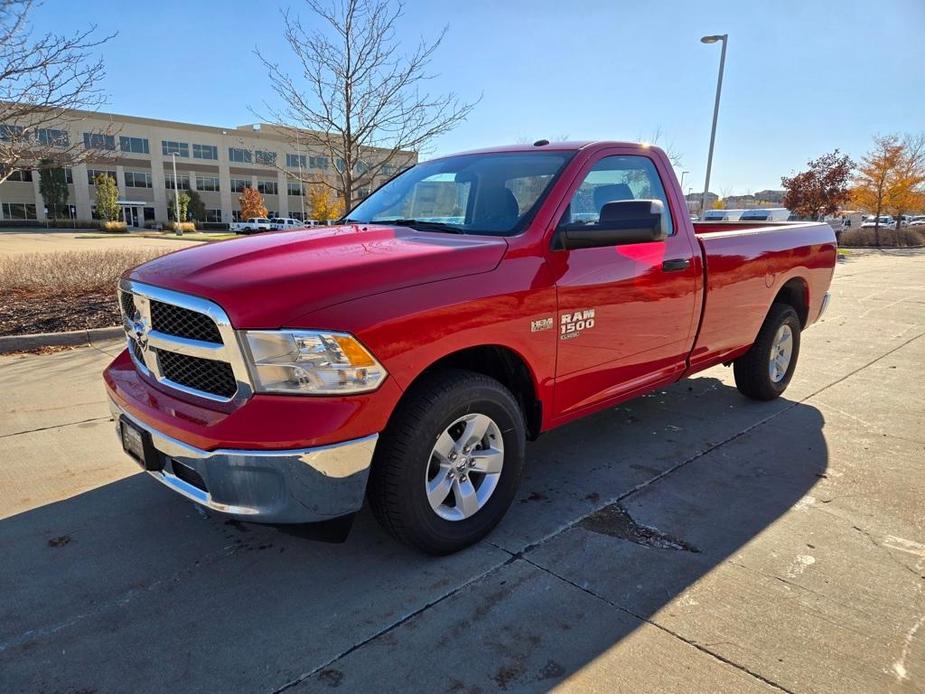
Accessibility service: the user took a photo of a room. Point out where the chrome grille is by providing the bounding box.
[118,280,252,403]
[150,301,222,343]
[158,351,237,398]
[120,290,136,318]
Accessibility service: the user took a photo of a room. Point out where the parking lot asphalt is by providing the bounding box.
[1,249,923,693]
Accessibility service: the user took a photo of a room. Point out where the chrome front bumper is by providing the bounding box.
[108,399,378,523]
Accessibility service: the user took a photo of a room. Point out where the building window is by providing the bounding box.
[164,172,191,190]
[2,202,37,220]
[229,147,252,163]
[87,169,116,185]
[232,209,243,222]
[335,157,346,172]
[205,209,222,222]
[286,153,307,168]
[230,177,249,193]
[161,140,190,157]
[0,124,24,141]
[120,136,150,154]
[144,207,156,221]
[192,143,218,160]
[381,164,396,176]
[287,181,305,196]
[83,133,116,150]
[124,170,152,188]
[258,180,278,195]
[38,128,69,147]
[309,155,328,169]
[196,175,220,192]
[255,150,277,166]
[6,169,33,182]
[62,168,73,184]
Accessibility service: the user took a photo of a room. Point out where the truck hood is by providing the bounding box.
[128,224,508,328]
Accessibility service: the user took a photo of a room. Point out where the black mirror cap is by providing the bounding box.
[558,199,668,250]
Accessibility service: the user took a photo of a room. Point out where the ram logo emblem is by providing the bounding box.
[560,309,596,340]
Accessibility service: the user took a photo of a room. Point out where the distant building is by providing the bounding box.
[685,191,718,213]
[0,108,416,225]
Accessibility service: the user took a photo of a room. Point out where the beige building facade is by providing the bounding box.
[0,109,413,225]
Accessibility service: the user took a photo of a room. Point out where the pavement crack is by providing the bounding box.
[0,415,110,439]
[515,553,796,694]
[579,503,700,552]
[851,524,924,580]
[268,555,516,694]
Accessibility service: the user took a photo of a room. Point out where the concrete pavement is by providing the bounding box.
[0,249,923,693]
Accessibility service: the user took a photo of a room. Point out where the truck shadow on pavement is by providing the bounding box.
[0,376,827,693]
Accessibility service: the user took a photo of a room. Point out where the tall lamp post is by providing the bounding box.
[700,33,728,217]
[170,152,181,234]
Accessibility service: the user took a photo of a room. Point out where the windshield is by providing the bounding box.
[346,151,572,236]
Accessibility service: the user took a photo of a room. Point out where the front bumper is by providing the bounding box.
[109,398,377,523]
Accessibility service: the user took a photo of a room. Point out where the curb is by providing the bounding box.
[0,326,124,354]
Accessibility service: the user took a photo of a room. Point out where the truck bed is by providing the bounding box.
[688,221,837,372]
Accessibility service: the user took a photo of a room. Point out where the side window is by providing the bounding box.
[560,155,674,235]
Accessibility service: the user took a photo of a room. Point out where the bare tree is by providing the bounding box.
[636,126,684,169]
[0,0,113,185]
[257,0,477,210]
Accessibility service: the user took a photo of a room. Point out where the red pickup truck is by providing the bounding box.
[105,141,836,554]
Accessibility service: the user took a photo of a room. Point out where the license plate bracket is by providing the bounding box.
[120,417,163,471]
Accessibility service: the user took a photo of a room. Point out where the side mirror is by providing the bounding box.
[557,199,668,250]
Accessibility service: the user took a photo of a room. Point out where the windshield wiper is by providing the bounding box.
[373,218,465,234]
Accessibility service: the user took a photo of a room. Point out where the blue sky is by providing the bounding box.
[31,0,925,194]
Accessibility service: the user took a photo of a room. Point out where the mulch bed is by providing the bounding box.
[0,292,120,336]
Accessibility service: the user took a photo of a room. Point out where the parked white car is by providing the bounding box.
[269,218,303,231]
[860,215,895,229]
[740,208,791,222]
[909,215,925,227]
[230,217,273,234]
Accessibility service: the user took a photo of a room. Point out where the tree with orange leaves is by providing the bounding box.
[238,186,268,219]
[884,134,925,230]
[308,184,344,223]
[852,135,904,245]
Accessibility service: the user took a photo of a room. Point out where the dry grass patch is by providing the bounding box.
[0,249,166,335]
[840,228,924,248]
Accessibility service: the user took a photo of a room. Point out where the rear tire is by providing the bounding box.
[367,369,526,554]
[733,303,801,401]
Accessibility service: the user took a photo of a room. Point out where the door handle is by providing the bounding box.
[662,258,692,272]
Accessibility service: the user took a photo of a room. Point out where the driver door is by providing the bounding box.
[550,150,699,419]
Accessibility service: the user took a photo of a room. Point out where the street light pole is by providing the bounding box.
[700,33,728,217]
[171,152,181,232]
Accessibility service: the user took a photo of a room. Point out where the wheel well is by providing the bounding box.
[773,278,809,327]
[412,345,543,440]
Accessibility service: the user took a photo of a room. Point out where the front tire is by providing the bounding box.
[367,369,526,554]
[733,303,801,401]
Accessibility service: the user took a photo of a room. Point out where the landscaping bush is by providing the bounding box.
[839,227,924,248]
[101,220,128,233]
[198,222,230,231]
[166,221,196,233]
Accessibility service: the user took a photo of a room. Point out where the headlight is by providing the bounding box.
[243,330,387,395]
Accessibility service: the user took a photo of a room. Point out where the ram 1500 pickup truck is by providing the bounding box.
[105,141,836,554]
